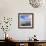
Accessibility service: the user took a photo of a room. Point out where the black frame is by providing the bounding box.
[18,13,34,29]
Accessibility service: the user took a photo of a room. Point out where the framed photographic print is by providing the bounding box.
[18,13,34,29]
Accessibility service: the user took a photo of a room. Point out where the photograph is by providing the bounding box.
[18,13,34,29]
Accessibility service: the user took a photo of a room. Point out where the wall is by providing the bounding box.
[0,0,46,40]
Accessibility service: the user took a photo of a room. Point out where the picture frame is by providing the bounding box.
[18,13,34,29]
